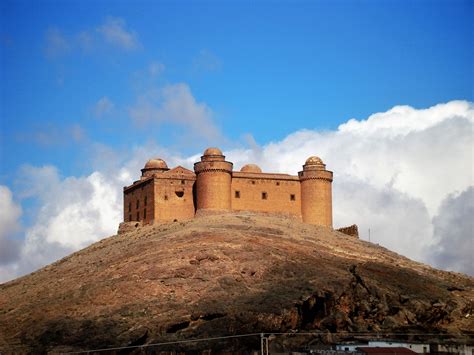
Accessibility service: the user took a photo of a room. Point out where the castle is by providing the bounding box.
[123,147,333,227]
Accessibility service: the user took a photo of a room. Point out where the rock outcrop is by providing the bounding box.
[0,212,472,353]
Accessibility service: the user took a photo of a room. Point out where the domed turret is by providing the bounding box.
[141,158,169,178]
[194,147,233,211]
[144,158,168,170]
[203,147,223,156]
[240,164,262,173]
[305,156,323,165]
[303,156,326,170]
[299,155,333,227]
[201,147,225,162]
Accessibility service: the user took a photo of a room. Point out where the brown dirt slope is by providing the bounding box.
[0,212,473,353]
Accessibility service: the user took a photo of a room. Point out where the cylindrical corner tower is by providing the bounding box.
[298,156,333,227]
[194,147,233,211]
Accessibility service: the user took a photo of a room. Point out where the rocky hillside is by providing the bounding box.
[0,212,473,353]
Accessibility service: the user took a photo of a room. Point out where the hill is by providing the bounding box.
[0,212,473,353]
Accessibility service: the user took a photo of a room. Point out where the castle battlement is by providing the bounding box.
[123,147,333,227]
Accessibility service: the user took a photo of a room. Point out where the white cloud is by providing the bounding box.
[94,97,115,118]
[97,16,140,50]
[18,166,122,250]
[0,166,123,283]
[429,187,474,275]
[225,100,474,272]
[0,186,22,265]
[1,100,473,283]
[129,83,222,142]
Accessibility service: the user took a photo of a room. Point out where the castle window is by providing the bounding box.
[144,208,147,219]
[251,180,255,185]
[164,195,168,200]
[175,191,184,198]
[128,202,131,212]
[136,199,139,209]
[262,192,267,200]
[181,180,185,185]
[235,191,240,198]
[290,194,296,201]
[144,196,147,206]
[276,182,280,186]
[136,211,140,220]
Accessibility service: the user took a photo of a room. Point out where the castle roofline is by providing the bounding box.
[123,176,154,192]
[232,171,299,181]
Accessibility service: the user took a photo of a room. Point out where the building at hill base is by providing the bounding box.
[123,147,333,227]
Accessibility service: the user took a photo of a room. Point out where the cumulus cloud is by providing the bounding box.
[97,16,140,50]
[129,83,222,142]
[1,100,473,283]
[0,186,22,265]
[94,97,115,118]
[0,166,124,282]
[429,188,474,275]
[225,100,473,271]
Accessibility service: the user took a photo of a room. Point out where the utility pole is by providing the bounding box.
[368,228,371,242]
[261,333,269,355]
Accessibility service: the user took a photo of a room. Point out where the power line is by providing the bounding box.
[60,331,472,354]
[62,332,262,354]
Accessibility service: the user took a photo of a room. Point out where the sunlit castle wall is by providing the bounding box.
[231,164,302,218]
[194,148,233,211]
[299,157,333,227]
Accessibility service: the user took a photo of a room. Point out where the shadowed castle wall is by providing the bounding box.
[123,178,155,224]
[231,173,301,217]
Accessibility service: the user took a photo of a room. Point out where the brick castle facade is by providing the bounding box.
[123,147,333,227]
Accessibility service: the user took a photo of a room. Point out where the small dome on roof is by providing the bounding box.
[203,147,223,156]
[144,158,168,170]
[305,156,324,165]
[240,164,262,173]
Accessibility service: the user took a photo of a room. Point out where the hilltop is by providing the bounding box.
[0,212,473,353]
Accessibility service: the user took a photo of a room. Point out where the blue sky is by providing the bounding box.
[2,0,472,179]
[0,0,473,281]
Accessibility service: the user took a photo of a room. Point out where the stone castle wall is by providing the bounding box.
[123,178,154,224]
[153,178,195,223]
[336,224,359,238]
[231,174,302,217]
[194,159,233,211]
[123,147,333,227]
